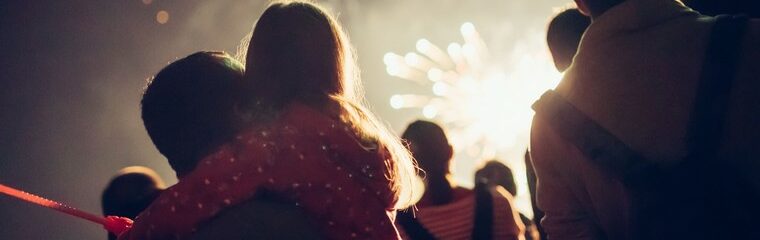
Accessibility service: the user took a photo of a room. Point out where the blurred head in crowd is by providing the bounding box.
[401,120,453,178]
[547,8,590,72]
[475,160,517,196]
[102,166,165,240]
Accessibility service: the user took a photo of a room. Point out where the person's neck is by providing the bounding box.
[420,174,456,206]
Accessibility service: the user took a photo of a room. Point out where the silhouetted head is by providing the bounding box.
[102,166,165,240]
[475,160,517,196]
[574,0,626,18]
[244,1,355,111]
[401,121,453,178]
[242,1,417,208]
[547,8,590,72]
[141,51,244,178]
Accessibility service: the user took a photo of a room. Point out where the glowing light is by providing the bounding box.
[427,68,443,82]
[447,43,462,58]
[404,53,420,66]
[460,22,476,37]
[142,0,152,5]
[383,52,399,65]
[422,105,438,119]
[386,65,401,76]
[156,10,170,24]
[416,39,432,53]
[385,22,563,220]
[432,82,448,96]
[384,22,562,161]
[390,95,405,109]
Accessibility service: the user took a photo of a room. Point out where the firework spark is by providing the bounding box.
[385,22,561,161]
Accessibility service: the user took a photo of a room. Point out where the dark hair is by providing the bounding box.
[547,8,591,72]
[244,1,348,111]
[475,160,517,196]
[141,51,244,177]
[401,120,451,177]
[241,1,417,207]
[581,0,626,17]
[102,167,164,240]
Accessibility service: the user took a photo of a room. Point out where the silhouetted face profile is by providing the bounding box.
[547,8,590,72]
[401,120,453,178]
[141,51,244,178]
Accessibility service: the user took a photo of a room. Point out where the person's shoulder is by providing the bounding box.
[279,101,339,132]
[452,186,474,198]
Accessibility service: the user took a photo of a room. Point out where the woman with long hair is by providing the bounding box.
[119,1,416,239]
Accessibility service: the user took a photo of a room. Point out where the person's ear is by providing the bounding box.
[574,0,592,16]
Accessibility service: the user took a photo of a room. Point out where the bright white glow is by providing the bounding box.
[390,95,404,109]
[384,23,561,160]
[383,24,562,217]
[447,43,462,58]
[416,39,432,53]
[460,22,476,37]
[386,65,401,76]
[404,53,420,66]
[427,68,443,82]
[432,82,448,96]
[422,105,438,119]
[383,52,398,65]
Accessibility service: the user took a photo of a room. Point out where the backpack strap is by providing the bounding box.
[531,91,658,187]
[686,14,748,162]
[471,184,493,240]
[531,15,749,187]
[396,209,437,240]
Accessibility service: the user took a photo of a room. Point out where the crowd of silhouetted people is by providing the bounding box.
[97,0,760,239]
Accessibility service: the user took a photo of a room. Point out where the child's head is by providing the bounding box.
[245,1,354,109]
[242,1,418,208]
[141,51,244,178]
[102,166,165,240]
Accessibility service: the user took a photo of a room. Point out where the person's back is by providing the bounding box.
[530,0,760,239]
[398,121,524,240]
[475,160,539,240]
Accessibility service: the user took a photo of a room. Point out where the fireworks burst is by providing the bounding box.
[385,22,561,165]
[385,22,561,215]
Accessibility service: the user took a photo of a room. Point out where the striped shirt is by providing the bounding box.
[399,187,525,240]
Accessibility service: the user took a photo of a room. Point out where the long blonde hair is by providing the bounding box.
[239,0,416,208]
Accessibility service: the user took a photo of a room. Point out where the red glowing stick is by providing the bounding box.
[0,183,107,225]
